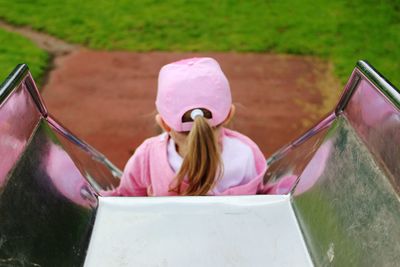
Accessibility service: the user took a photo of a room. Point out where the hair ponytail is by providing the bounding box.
[170,116,222,195]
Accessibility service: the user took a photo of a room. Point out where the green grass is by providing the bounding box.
[0,28,48,84]
[0,0,399,86]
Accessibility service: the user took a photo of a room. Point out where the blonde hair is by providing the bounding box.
[170,116,222,195]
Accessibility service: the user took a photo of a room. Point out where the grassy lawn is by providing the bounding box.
[0,28,48,84]
[0,0,398,86]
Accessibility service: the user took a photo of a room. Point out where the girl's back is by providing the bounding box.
[103,57,267,196]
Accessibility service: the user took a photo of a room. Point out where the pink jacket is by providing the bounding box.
[102,128,267,196]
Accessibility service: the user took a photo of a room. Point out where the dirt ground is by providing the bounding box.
[42,50,341,169]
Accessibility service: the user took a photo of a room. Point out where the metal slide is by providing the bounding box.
[0,61,399,266]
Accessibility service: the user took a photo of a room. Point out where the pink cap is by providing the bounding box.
[156,57,232,132]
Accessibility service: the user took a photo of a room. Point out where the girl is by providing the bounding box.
[103,57,267,196]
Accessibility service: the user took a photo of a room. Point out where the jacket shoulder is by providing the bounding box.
[134,133,168,153]
[222,128,261,149]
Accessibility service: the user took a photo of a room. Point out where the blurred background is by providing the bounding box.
[0,0,398,168]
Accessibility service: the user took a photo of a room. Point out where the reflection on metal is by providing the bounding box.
[345,77,400,192]
[267,113,335,166]
[1,64,122,192]
[292,117,400,266]
[0,120,97,266]
[262,126,329,195]
[24,74,48,116]
[266,60,400,195]
[0,64,120,266]
[356,61,400,109]
[334,72,360,114]
[263,113,335,195]
[0,81,40,186]
[47,116,121,192]
[286,60,400,266]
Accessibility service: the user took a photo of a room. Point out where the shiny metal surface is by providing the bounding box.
[356,61,400,109]
[0,64,29,103]
[262,112,335,195]
[85,195,312,267]
[262,124,329,195]
[345,77,400,191]
[48,116,121,193]
[292,117,400,266]
[0,81,40,187]
[0,65,120,266]
[1,64,121,193]
[289,61,400,266]
[2,60,399,266]
[0,119,97,266]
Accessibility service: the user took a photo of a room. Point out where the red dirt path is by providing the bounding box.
[42,50,340,169]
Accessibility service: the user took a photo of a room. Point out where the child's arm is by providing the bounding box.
[101,143,150,196]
